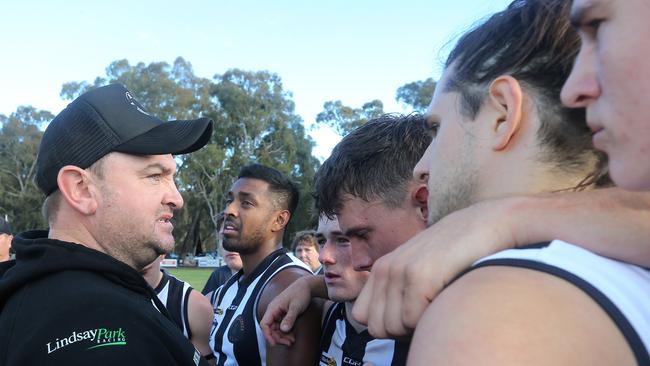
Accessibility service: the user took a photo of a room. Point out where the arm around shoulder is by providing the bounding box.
[408,266,636,366]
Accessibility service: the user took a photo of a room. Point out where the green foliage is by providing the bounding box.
[61,60,320,252]
[0,107,53,232]
[315,99,384,136]
[396,77,437,112]
[1,58,436,251]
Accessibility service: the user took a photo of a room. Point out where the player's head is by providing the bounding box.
[291,230,321,272]
[414,0,610,226]
[222,164,299,255]
[36,84,212,270]
[316,215,368,302]
[313,114,431,270]
[561,0,650,191]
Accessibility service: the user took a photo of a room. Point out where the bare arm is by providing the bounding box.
[353,188,650,338]
[260,274,329,346]
[187,289,216,365]
[257,268,321,366]
[408,266,635,365]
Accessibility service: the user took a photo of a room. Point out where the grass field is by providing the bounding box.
[167,267,214,291]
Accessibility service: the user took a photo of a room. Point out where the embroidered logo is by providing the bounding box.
[46,328,127,354]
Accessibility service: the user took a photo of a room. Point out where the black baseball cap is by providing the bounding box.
[0,217,11,235]
[35,83,213,195]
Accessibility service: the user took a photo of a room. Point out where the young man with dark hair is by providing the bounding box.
[208,164,320,366]
[261,114,430,366]
[0,84,214,365]
[291,230,321,274]
[313,113,430,272]
[381,1,650,364]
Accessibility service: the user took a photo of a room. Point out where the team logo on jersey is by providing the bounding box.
[46,327,127,355]
[215,307,224,316]
[320,353,337,366]
[227,315,246,343]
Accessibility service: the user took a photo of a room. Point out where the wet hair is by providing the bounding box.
[314,113,431,218]
[291,230,319,253]
[237,164,300,215]
[444,0,610,188]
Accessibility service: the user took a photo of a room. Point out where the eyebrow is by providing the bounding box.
[237,191,258,202]
[343,226,371,238]
[138,163,174,175]
[569,0,598,27]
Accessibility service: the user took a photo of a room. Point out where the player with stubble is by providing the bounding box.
[208,164,320,366]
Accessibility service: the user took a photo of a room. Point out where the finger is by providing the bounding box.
[383,257,410,337]
[280,309,298,333]
[401,264,434,330]
[366,257,389,338]
[352,273,374,325]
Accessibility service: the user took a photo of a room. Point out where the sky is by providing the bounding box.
[0,0,512,160]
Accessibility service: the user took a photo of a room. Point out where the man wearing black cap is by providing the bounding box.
[0,84,213,365]
[0,217,11,262]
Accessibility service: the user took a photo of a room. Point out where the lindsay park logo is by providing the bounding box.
[46,328,127,354]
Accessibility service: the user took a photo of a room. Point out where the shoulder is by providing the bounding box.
[407,265,637,365]
[188,289,213,316]
[262,267,313,301]
[257,266,312,320]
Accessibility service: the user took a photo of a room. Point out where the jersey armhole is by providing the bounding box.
[471,258,650,365]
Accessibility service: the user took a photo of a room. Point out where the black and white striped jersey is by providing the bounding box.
[473,240,650,365]
[320,302,409,366]
[154,270,193,339]
[209,248,311,366]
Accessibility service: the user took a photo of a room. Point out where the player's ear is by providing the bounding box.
[486,75,523,151]
[272,210,290,232]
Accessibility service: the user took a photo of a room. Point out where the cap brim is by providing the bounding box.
[113,117,213,155]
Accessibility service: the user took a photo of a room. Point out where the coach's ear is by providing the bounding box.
[412,183,429,222]
[271,210,291,232]
[487,75,523,151]
[57,165,98,215]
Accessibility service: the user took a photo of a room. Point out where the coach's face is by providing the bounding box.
[337,188,427,272]
[561,0,650,191]
[92,152,183,270]
[317,216,368,302]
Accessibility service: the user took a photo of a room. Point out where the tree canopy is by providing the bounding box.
[0,57,436,253]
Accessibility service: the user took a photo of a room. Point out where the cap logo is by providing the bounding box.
[125,91,151,116]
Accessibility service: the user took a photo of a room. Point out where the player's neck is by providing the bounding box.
[240,239,283,275]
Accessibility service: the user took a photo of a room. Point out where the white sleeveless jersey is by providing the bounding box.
[474,240,650,364]
[209,248,311,366]
[155,270,193,339]
[319,302,409,366]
